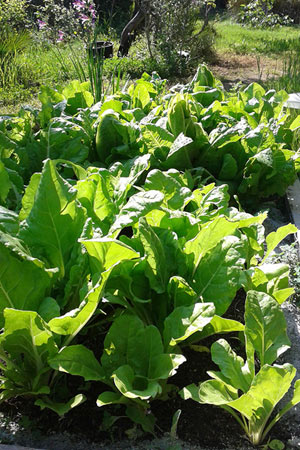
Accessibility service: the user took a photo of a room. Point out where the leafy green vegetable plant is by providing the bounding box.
[0,63,299,445]
[180,290,300,445]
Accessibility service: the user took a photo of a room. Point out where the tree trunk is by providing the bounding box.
[118,0,145,56]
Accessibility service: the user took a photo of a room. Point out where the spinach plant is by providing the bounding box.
[180,290,300,445]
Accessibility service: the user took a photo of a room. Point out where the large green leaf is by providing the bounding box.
[262,224,297,263]
[18,172,41,221]
[38,297,60,322]
[163,303,215,348]
[113,365,162,400]
[19,159,86,278]
[48,270,112,344]
[193,236,246,315]
[247,263,294,304]
[167,276,198,308]
[196,315,244,341]
[49,345,104,381]
[76,156,150,233]
[0,160,11,204]
[138,218,168,293]
[244,291,290,366]
[211,339,252,393]
[273,379,300,425]
[0,233,53,322]
[0,309,57,393]
[35,394,86,416]
[144,169,192,210]
[183,379,238,405]
[163,133,194,170]
[97,391,126,407]
[0,206,19,235]
[101,314,144,377]
[142,124,173,161]
[228,364,296,444]
[38,117,90,164]
[184,216,242,277]
[81,238,139,275]
[110,190,164,233]
[101,314,185,384]
[75,171,116,232]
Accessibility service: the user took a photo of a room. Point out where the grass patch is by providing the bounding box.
[3,19,300,115]
[214,19,300,55]
[263,51,300,93]
[0,39,85,112]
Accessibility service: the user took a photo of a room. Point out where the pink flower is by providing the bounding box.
[73,0,86,10]
[89,5,96,18]
[37,19,47,30]
[57,30,64,42]
[79,13,90,23]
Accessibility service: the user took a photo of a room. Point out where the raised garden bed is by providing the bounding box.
[0,65,300,450]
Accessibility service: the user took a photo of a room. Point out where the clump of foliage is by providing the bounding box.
[143,0,217,75]
[273,0,300,24]
[237,0,293,27]
[0,0,29,29]
[181,290,300,445]
[0,65,299,443]
[33,0,98,42]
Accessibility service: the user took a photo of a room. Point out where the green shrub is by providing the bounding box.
[0,0,28,29]
[237,0,293,27]
[273,0,300,24]
[145,0,217,76]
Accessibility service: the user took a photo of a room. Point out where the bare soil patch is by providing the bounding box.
[210,52,283,88]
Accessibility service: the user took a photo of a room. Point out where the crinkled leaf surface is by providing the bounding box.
[0,206,19,235]
[144,169,192,210]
